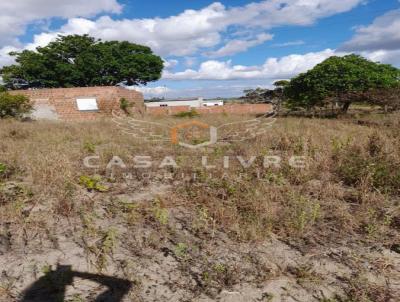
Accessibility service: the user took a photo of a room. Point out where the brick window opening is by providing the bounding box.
[76,98,99,112]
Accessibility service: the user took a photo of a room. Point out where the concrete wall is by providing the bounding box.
[10,86,144,121]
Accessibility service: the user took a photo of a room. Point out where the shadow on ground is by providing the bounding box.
[20,265,132,302]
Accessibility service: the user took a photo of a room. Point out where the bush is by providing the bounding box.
[79,175,109,192]
[0,92,32,118]
[335,144,400,194]
[119,97,133,115]
[174,109,199,118]
[0,85,6,92]
[0,163,7,175]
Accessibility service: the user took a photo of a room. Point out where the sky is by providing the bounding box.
[0,0,399,98]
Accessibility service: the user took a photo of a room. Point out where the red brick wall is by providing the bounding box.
[198,104,273,114]
[10,86,144,121]
[146,106,191,115]
[146,103,273,116]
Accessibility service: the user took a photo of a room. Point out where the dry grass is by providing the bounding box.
[0,112,399,301]
[1,114,399,241]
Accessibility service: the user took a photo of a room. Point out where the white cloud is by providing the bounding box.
[128,86,172,97]
[0,46,18,67]
[184,57,198,68]
[133,84,261,99]
[206,33,273,57]
[0,27,74,68]
[55,4,227,57]
[341,9,400,52]
[163,59,179,70]
[272,40,305,47]
[339,8,400,66]
[362,49,400,67]
[162,85,250,99]
[0,0,121,46]
[1,0,364,58]
[84,0,363,56]
[222,0,363,29]
[164,49,337,80]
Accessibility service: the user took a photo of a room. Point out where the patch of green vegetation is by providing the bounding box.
[79,175,109,192]
[69,294,86,302]
[120,97,133,115]
[288,194,320,234]
[0,93,33,118]
[152,199,169,225]
[174,242,188,258]
[174,110,199,118]
[264,171,286,185]
[336,148,400,194]
[213,263,227,274]
[0,163,7,176]
[83,141,97,153]
[41,264,52,275]
[98,228,117,270]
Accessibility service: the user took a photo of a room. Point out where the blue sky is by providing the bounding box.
[0,0,399,98]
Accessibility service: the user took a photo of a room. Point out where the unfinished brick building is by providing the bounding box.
[10,86,144,121]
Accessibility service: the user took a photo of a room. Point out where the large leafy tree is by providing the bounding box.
[285,55,400,112]
[243,81,289,103]
[0,35,164,88]
[363,87,400,112]
[243,80,289,112]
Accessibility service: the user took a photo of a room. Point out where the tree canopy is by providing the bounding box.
[0,35,164,88]
[285,55,400,112]
[243,88,275,104]
[243,81,289,112]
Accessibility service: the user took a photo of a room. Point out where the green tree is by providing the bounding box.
[0,93,32,118]
[1,35,164,88]
[243,88,274,104]
[272,80,289,111]
[363,87,400,112]
[273,80,290,88]
[243,81,289,111]
[285,55,400,112]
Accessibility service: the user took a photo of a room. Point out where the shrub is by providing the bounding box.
[0,163,7,179]
[0,85,6,92]
[335,144,400,194]
[79,175,109,192]
[119,97,133,115]
[0,163,6,174]
[0,92,32,118]
[174,109,199,118]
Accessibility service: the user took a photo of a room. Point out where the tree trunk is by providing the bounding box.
[341,102,351,113]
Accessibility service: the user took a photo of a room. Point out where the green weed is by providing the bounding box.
[79,175,109,192]
[83,141,96,153]
[152,199,169,225]
[174,110,199,118]
[174,242,188,258]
